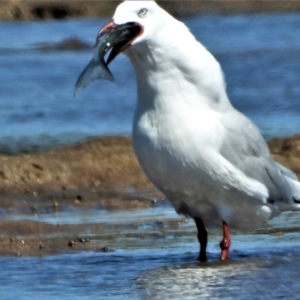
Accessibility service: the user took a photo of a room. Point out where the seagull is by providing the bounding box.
[77,0,300,261]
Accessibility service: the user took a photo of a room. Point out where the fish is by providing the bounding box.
[74,22,142,96]
[74,34,114,96]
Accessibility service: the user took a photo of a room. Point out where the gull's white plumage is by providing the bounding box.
[112,1,300,230]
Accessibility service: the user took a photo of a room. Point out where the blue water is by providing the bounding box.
[1,207,300,300]
[1,14,300,153]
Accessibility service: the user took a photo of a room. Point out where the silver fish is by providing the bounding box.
[74,22,141,96]
[74,35,114,96]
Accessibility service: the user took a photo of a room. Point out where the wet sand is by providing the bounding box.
[0,137,162,256]
[0,135,300,256]
[1,0,300,21]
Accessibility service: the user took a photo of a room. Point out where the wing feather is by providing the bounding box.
[219,110,298,204]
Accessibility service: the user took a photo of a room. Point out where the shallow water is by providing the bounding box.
[2,206,300,299]
[1,14,300,153]
[3,250,300,300]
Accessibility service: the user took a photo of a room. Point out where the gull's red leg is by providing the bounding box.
[194,217,207,262]
[220,221,231,260]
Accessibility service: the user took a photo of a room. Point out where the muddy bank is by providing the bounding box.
[0,137,154,195]
[267,135,300,175]
[1,135,300,199]
[0,137,163,213]
[0,136,164,256]
[0,214,187,257]
[1,0,300,21]
[0,134,300,257]
[0,234,111,257]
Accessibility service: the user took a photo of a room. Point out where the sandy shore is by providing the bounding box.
[0,137,161,257]
[2,135,300,200]
[1,0,300,21]
[0,135,300,256]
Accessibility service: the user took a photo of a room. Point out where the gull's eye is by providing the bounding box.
[138,8,148,18]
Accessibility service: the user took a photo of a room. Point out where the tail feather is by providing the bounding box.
[274,163,300,212]
[285,177,300,202]
[276,162,299,181]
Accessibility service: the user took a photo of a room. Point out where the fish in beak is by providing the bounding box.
[74,21,142,95]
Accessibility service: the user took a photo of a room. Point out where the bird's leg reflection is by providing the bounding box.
[194,217,207,262]
[220,221,231,260]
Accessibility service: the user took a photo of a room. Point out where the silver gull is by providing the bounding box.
[76,0,300,261]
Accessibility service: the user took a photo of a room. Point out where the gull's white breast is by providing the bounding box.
[127,21,273,229]
[132,78,229,225]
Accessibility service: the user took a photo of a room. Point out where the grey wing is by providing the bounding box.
[219,109,300,205]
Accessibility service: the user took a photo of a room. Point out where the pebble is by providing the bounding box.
[94,180,101,186]
[53,202,59,212]
[270,231,283,236]
[68,240,76,247]
[101,246,115,253]
[74,195,83,204]
[78,237,90,243]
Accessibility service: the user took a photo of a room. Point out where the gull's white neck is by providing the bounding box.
[126,22,232,114]
[125,19,234,193]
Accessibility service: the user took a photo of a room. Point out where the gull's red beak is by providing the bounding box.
[96,20,117,42]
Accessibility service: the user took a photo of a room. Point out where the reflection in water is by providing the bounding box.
[138,253,299,299]
[1,207,300,299]
[1,245,300,299]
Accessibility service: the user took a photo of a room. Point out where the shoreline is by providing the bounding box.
[0,134,300,257]
[1,1,300,22]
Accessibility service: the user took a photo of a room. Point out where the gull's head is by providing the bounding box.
[97,0,173,64]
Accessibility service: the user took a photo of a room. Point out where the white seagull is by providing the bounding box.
[76,0,300,261]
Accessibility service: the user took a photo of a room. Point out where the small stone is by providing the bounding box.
[78,238,85,243]
[270,231,283,236]
[10,237,15,243]
[53,202,59,211]
[94,180,100,186]
[68,240,75,247]
[21,240,25,244]
[16,252,21,257]
[39,244,44,249]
